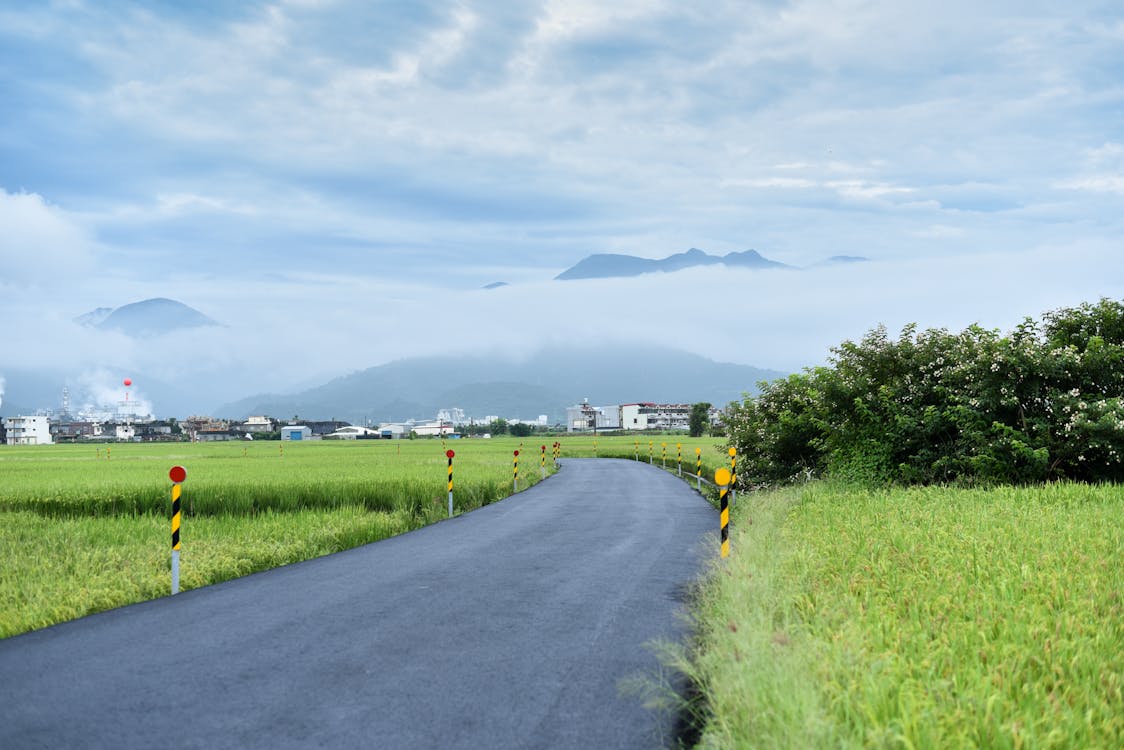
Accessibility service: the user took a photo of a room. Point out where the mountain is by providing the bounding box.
[554,248,792,280]
[554,248,869,280]
[216,345,786,424]
[75,298,219,338]
[482,281,509,290]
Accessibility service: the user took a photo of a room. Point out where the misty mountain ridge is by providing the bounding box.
[554,248,866,281]
[217,345,786,424]
[75,298,219,338]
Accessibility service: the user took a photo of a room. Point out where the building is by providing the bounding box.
[326,426,380,440]
[240,416,276,433]
[377,423,408,439]
[3,415,53,445]
[620,403,692,431]
[565,401,620,432]
[412,420,455,437]
[281,425,313,441]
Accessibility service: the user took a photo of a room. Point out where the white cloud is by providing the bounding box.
[0,190,95,284]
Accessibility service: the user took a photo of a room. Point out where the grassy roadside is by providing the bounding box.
[679,483,1124,748]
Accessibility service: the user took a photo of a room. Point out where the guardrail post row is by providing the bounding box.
[169,465,187,594]
[715,467,731,559]
[446,449,455,517]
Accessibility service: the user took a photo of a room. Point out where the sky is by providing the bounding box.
[2,0,1123,414]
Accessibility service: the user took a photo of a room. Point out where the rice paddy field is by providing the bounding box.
[683,482,1124,748]
[0,434,727,638]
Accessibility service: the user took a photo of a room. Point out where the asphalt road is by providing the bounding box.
[0,458,716,749]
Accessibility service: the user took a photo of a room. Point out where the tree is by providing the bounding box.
[689,402,712,437]
[510,422,533,437]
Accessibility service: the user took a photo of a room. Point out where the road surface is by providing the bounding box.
[0,458,715,749]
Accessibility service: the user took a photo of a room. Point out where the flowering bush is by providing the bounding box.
[727,299,1124,485]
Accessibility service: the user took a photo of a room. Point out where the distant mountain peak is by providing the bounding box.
[75,298,219,338]
[482,281,509,290]
[553,247,873,281]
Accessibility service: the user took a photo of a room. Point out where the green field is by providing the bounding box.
[0,434,728,638]
[682,482,1124,748]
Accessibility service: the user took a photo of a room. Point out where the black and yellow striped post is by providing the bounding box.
[695,447,702,490]
[553,441,559,466]
[634,440,639,461]
[169,465,187,594]
[715,468,731,558]
[728,447,738,506]
[446,449,455,517]
[677,442,682,476]
[540,444,546,479]
[661,442,667,468]
[513,450,520,492]
[648,440,653,464]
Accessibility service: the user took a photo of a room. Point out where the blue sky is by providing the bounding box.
[2,0,1124,410]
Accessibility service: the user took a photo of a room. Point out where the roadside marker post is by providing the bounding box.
[661,442,667,468]
[513,450,520,492]
[634,440,639,461]
[715,468,731,559]
[729,447,738,506]
[169,465,187,594]
[648,441,653,464]
[540,445,546,479]
[677,443,682,476]
[696,448,702,490]
[446,450,455,517]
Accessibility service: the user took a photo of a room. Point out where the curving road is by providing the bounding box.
[0,458,715,749]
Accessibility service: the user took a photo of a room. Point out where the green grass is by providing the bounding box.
[681,483,1124,748]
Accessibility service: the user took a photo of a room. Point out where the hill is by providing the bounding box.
[216,345,785,423]
[74,298,218,337]
[554,248,868,280]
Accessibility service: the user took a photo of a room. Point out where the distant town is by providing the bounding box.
[0,390,724,445]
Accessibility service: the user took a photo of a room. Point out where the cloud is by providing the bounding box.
[0,190,95,284]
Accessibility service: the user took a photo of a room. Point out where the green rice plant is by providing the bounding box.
[0,507,415,638]
[685,482,1124,748]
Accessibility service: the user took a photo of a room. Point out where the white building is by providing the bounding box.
[3,415,53,445]
[281,425,313,441]
[327,426,380,440]
[620,403,692,431]
[412,421,455,437]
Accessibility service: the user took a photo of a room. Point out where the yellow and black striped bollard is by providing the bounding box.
[513,450,520,492]
[540,445,546,479]
[648,441,653,464]
[169,465,187,594]
[695,447,702,490]
[446,449,455,517]
[661,442,667,468]
[715,468,731,558]
[634,440,639,461]
[728,447,737,506]
[677,443,682,476]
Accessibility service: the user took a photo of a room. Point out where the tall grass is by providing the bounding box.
[682,482,1124,748]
